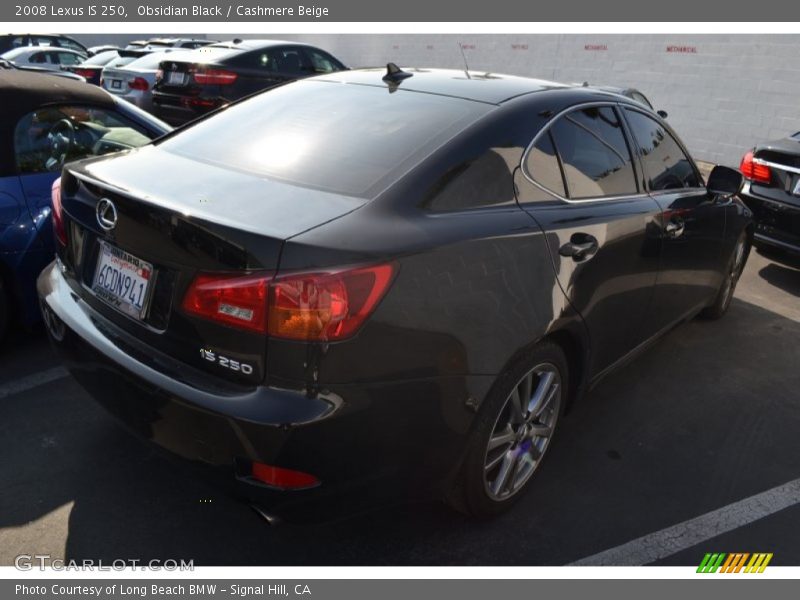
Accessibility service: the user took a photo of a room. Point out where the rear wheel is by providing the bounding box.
[700,232,748,320]
[448,341,567,517]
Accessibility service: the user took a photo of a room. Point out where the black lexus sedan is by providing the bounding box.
[739,134,800,256]
[38,67,751,519]
[151,39,347,125]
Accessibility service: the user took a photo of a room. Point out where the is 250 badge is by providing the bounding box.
[199,348,254,375]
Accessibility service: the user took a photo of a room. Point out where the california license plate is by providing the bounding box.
[92,242,153,320]
[167,71,186,85]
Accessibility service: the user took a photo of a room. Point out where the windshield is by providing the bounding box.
[158,80,489,197]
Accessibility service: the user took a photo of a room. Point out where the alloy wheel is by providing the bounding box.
[483,363,562,501]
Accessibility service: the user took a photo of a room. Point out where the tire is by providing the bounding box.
[700,231,749,320]
[447,341,568,517]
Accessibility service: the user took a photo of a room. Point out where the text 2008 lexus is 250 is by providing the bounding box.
[38,66,751,518]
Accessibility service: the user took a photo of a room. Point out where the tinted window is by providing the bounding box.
[550,106,637,199]
[15,106,152,174]
[524,130,566,197]
[57,52,82,65]
[234,47,308,74]
[159,80,489,197]
[424,148,519,211]
[304,48,344,74]
[82,50,119,66]
[624,108,701,191]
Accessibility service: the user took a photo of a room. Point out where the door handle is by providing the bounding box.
[559,234,599,261]
[664,219,685,238]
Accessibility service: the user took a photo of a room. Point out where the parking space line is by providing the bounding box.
[0,367,69,400]
[570,477,800,565]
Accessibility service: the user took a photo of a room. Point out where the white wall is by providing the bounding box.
[74,33,800,167]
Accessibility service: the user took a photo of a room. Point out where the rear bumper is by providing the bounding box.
[152,91,217,125]
[739,188,800,254]
[37,261,477,516]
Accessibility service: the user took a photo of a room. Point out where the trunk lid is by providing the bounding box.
[59,146,365,385]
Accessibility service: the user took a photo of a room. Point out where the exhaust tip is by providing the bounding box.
[250,503,281,526]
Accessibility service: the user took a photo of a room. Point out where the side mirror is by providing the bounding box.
[707,165,743,198]
[657,110,668,119]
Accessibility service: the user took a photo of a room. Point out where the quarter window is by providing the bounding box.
[623,108,702,191]
[524,130,566,197]
[549,106,638,199]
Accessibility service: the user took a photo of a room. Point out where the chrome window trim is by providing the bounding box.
[753,157,800,176]
[520,101,643,205]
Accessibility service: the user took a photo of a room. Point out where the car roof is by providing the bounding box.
[207,39,317,51]
[3,46,85,58]
[315,67,570,105]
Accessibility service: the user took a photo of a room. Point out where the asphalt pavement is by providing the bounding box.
[0,248,798,566]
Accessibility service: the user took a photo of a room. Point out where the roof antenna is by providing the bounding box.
[382,62,413,83]
[458,43,471,79]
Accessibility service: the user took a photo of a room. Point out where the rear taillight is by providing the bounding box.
[72,68,95,79]
[128,77,149,91]
[740,151,771,184]
[192,68,238,85]
[182,273,270,334]
[51,177,66,246]
[181,263,395,340]
[251,461,319,490]
[268,264,395,341]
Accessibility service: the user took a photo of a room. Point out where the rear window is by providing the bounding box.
[126,51,187,70]
[158,80,490,197]
[82,51,119,66]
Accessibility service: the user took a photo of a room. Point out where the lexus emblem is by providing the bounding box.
[96,198,118,231]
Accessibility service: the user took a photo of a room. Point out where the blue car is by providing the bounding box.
[0,71,170,340]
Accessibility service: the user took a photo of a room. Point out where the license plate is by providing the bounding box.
[793,178,800,196]
[167,71,186,85]
[92,242,153,320]
[110,79,121,89]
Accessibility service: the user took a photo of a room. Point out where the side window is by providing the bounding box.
[57,52,81,66]
[304,48,342,74]
[549,106,638,199]
[28,52,48,64]
[424,147,520,211]
[14,106,153,175]
[524,130,566,197]
[623,108,702,191]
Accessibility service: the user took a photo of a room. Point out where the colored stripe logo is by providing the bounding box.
[697,553,773,573]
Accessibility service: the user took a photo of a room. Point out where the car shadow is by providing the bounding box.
[1,296,799,566]
[758,261,800,297]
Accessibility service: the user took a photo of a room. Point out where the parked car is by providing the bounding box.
[739,134,800,256]
[86,45,122,57]
[64,50,120,86]
[0,34,87,56]
[101,50,190,112]
[38,67,750,519]
[1,46,87,72]
[144,38,217,50]
[151,39,347,124]
[0,57,86,81]
[592,85,668,118]
[0,71,170,341]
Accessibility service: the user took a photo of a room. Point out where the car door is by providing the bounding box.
[621,106,727,334]
[517,103,663,377]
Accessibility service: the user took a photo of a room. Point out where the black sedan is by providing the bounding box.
[739,135,800,256]
[38,67,750,519]
[151,39,347,125]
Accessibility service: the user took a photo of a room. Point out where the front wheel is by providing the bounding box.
[448,341,568,517]
[700,231,748,320]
